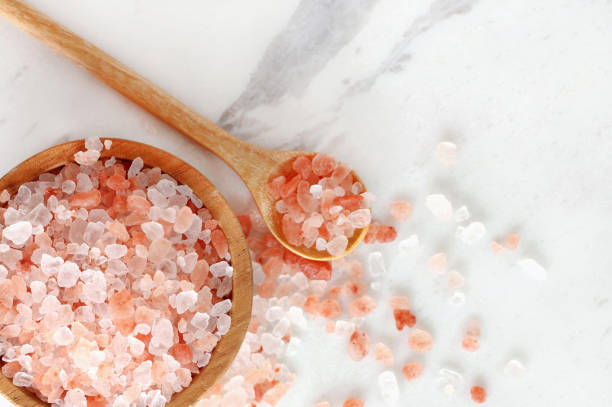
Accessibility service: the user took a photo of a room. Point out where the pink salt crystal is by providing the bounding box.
[402,362,424,380]
[347,208,371,229]
[491,240,505,254]
[389,296,411,311]
[30,281,46,303]
[148,238,172,264]
[505,233,520,250]
[408,329,433,353]
[107,221,129,242]
[211,229,229,258]
[0,189,9,203]
[343,398,364,407]
[374,343,394,366]
[462,335,480,352]
[69,189,101,209]
[326,235,348,257]
[448,270,465,289]
[311,154,338,176]
[348,295,377,317]
[141,221,164,241]
[347,330,370,361]
[389,200,413,221]
[174,206,195,234]
[319,299,342,319]
[175,290,198,314]
[57,261,80,288]
[52,326,74,346]
[428,252,448,273]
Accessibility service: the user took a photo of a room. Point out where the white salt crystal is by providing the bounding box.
[134,323,151,335]
[20,344,33,355]
[104,140,112,150]
[81,269,107,303]
[74,150,100,166]
[148,206,162,221]
[41,253,64,276]
[191,312,210,330]
[370,281,382,291]
[426,194,453,220]
[155,179,176,197]
[149,394,167,407]
[286,337,302,357]
[504,359,527,378]
[61,180,76,194]
[40,295,61,314]
[265,306,284,322]
[454,205,470,223]
[315,238,327,251]
[435,141,457,165]
[53,326,74,346]
[347,208,371,229]
[210,261,233,278]
[107,259,128,276]
[398,234,419,251]
[151,318,174,348]
[449,291,466,306]
[0,265,7,280]
[85,137,103,152]
[57,261,80,288]
[104,244,128,259]
[128,157,144,178]
[175,290,197,314]
[378,370,399,405]
[3,221,32,245]
[133,361,153,390]
[128,336,145,356]
[113,396,130,407]
[326,235,348,257]
[287,306,307,329]
[13,372,33,387]
[368,251,386,277]
[261,333,282,355]
[456,221,486,244]
[147,188,168,208]
[216,314,231,335]
[210,299,232,317]
[516,258,547,281]
[76,173,93,192]
[309,184,322,199]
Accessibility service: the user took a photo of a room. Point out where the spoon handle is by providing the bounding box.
[0,0,281,183]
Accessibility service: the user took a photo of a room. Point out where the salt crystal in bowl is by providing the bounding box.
[0,139,253,407]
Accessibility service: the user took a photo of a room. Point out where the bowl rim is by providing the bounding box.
[0,138,253,406]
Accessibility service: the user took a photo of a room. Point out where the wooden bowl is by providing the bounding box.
[0,138,253,406]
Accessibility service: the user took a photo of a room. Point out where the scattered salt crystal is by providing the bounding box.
[449,291,466,306]
[435,141,457,165]
[368,251,386,277]
[398,234,419,251]
[211,299,232,317]
[309,184,323,198]
[428,252,447,273]
[454,205,470,223]
[378,371,399,405]
[448,270,465,289]
[53,326,74,346]
[504,359,527,378]
[2,221,32,245]
[175,290,197,314]
[347,209,371,229]
[85,137,103,152]
[104,139,112,149]
[456,221,486,244]
[426,194,453,220]
[57,261,80,288]
[128,157,144,178]
[516,258,547,281]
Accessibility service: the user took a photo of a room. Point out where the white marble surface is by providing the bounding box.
[1,0,612,406]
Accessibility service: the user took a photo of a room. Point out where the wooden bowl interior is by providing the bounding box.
[0,138,252,407]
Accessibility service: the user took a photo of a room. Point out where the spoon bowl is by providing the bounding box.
[0,138,253,407]
[0,0,370,261]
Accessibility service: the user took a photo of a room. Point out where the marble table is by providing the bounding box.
[1,0,611,406]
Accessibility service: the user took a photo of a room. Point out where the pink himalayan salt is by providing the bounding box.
[490,240,505,254]
[270,153,372,256]
[389,200,413,221]
[364,221,397,244]
[462,335,480,352]
[471,386,487,403]
[428,252,448,273]
[343,280,367,298]
[389,296,411,311]
[374,343,394,366]
[343,398,364,407]
[505,233,520,250]
[174,206,195,233]
[348,330,370,361]
[408,329,433,353]
[448,270,465,289]
[319,299,342,319]
[402,362,424,380]
[348,295,377,317]
[0,141,232,407]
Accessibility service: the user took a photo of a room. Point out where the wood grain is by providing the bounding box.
[0,0,368,261]
[0,139,253,407]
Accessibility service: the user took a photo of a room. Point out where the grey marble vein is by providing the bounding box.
[219,0,378,134]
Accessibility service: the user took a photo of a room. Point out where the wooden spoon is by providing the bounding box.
[0,0,369,261]
[0,138,253,407]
